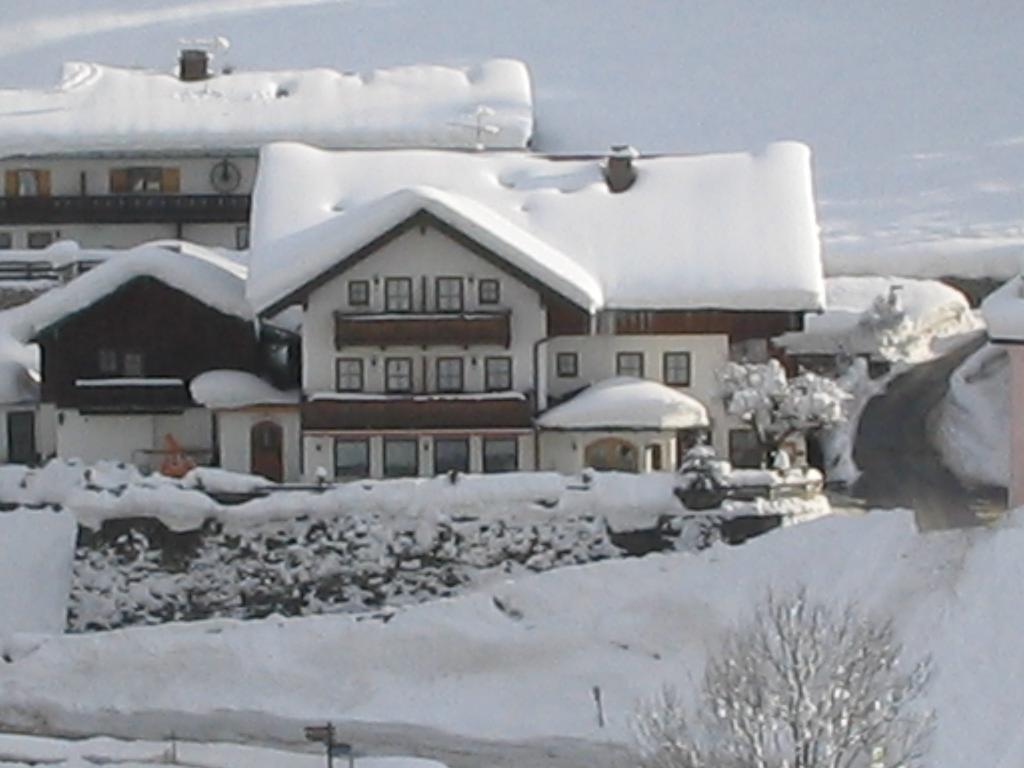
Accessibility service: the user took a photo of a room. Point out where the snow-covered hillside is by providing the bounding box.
[0,1,1020,277]
[1,509,1022,767]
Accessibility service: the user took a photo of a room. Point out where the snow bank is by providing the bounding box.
[0,507,77,637]
[933,342,1008,488]
[0,508,1018,768]
[190,370,298,409]
[249,142,824,314]
[777,276,981,364]
[537,377,709,430]
[0,58,532,156]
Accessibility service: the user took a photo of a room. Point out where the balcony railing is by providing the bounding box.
[62,378,192,412]
[0,194,251,224]
[335,311,511,349]
[302,393,532,431]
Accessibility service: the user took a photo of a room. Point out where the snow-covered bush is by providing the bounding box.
[719,359,851,455]
[634,587,934,768]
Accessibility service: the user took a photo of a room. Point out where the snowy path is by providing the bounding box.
[852,334,998,528]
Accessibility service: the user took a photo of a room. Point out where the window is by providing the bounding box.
[335,358,363,392]
[385,277,412,312]
[334,439,370,479]
[484,357,512,391]
[436,277,464,312]
[348,280,370,307]
[556,352,579,378]
[436,357,464,393]
[123,352,144,377]
[385,357,413,393]
[110,167,179,194]
[27,231,57,250]
[5,169,49,198]
[663,352,691,386]
[434,437,469,474]
[235,225,250,250]
[0,232,12,250]
[729,429,765,469]
[98,348,118,375]
[384,438,418,478]
[616,351,644,378]
[483,437,518,473]
[730,338,769,363]
[478,279,500,305]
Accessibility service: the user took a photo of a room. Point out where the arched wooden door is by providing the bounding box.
[250,420,284,482]
[584,436,639,472]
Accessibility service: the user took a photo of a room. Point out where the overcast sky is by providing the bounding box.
[0,0,1021,270]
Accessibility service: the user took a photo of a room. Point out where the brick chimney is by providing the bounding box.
[178,49,211,81]
[603,145,639,193]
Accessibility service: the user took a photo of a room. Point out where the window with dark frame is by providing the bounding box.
[123,352,144,377]
[385,357,413,393]
[348,280,370,307]
[434,437,469,474]
[556,352,579,378]
[26,231,56,250]
[436,277,464,312]
[436,357,464,393]
[483,437,518,473]
[235,225,250,250]
[335,358,364,392]
[484,357,512,391]
[663,351,692,386]
[0,233,11,250]
[334,438,370,479]
[98,348,118,375]
[478,279,500,305]
[616,351,644,378]
[384,277,412,312]
[383,438,418,477]
[110,167,171,194]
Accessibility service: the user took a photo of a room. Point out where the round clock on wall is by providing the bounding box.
[210,158,242,192]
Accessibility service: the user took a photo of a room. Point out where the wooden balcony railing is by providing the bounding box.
[63,378,193,412]
[302,394,532,431]
[335,311,511,349]
[0,194,251,224]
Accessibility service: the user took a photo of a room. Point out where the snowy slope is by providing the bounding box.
[0,509,1021,768]
[0,1,1019,277]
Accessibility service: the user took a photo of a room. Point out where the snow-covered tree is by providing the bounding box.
[718,359,851,455]
[633,587,934,768]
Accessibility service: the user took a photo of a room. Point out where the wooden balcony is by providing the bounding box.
[0,194,251,224]
[335,311,511,349]
[63,378,193,413]
[302,394,532,431]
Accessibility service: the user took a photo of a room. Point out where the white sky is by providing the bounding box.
[0,0,1021,270]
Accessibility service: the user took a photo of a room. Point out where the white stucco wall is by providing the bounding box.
[538,429,678,474]
[303,432,534,481]
[545,333,732,454]
[55,407,214,469]
[216,407,302,482]
[303,225,547,396]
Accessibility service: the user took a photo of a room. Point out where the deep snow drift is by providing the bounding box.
[1,508,1020,768]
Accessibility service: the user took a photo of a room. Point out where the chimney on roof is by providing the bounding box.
[603,145,639,193]
[178,49,211,81]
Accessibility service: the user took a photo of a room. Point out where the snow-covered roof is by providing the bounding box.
[4,244,251,341]
[0,59,533,157]
[537,377,709,431]
[982,275,1024,343]
[248,142,824,314]
[190,370,298,410]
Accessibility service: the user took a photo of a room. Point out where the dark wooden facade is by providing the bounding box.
[335,311,511,348]
[0,194,250,225]
[609,309,804,340]
[302,397,532,431]
[37,277,258,411]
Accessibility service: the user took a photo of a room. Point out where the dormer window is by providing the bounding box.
[436,277,464,313]
[385,277,412,313]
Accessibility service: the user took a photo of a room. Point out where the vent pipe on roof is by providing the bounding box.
[603,145,639,193]
[178,49,211,81]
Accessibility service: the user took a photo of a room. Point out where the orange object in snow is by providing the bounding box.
[160,433,196,478]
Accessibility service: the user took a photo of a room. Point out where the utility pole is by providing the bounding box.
[305,723,355,768]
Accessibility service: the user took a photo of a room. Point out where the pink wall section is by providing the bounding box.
[1011,347,1024,508]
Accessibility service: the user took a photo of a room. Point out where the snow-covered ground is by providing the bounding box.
[0,508,1020,767]
[0,2,1020,277]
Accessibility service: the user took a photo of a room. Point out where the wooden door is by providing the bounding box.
[250,420,283,482]
[7,411,35,465]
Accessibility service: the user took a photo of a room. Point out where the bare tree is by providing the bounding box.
[634,587,934,768]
